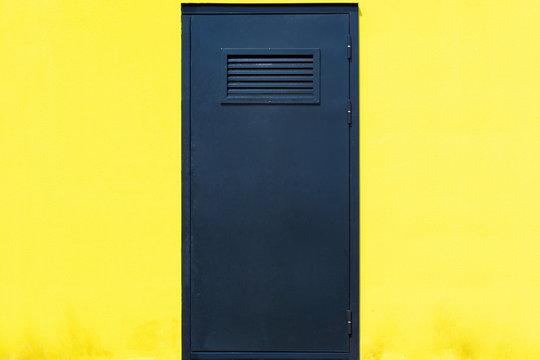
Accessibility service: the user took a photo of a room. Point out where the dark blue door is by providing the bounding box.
[189,11,351,354]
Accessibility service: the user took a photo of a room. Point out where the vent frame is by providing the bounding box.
[221,48,321,104]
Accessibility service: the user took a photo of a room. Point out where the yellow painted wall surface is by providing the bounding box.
[0,1,538,359]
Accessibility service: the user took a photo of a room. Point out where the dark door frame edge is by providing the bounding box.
[181,5,360,360]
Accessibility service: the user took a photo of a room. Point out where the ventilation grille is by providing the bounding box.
[222,49,320,104]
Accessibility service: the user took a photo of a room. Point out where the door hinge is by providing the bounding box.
[346,309,352,335]
[347,34,352,59]
[347,99,352,126]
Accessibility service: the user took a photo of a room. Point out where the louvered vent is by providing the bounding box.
[222,49,320,104]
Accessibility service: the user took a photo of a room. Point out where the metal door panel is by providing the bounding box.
[186,9,352,354]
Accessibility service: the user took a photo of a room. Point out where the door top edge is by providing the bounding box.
[181,4,358,15]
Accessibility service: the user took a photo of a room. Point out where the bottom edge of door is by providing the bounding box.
[191,352,351,360]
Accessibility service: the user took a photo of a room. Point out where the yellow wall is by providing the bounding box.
[0,1,538,359]
[360,1,540,359]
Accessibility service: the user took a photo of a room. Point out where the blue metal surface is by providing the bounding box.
[182,4,359,360]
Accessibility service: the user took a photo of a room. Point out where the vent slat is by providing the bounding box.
[228,63,314,69]
[228,89,313,94]
[228,82,313,88]
[228,57,313,63]
[225,94,314,99]
[228,69,314,75]
[228,75,314,82]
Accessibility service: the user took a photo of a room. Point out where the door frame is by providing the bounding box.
[181,4,359,360]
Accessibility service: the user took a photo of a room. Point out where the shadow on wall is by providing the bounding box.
[361,303,531,360]
[2,302,535,359]
[0,309,180,360]
[129,318,181,354]
[9,310,110,360]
